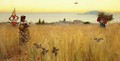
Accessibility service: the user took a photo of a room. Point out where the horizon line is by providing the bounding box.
[0,10,120,13]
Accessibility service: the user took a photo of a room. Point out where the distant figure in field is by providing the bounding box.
[19,15,29,45]
[97,16,107,27]
[97,12,113,28]
[9,8,19,26]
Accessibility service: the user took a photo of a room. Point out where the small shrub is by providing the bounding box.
[83,22,91,24]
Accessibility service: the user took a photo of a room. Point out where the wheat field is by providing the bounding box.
[0,23,120,61]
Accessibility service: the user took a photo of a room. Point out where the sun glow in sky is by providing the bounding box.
[0,0,120,13]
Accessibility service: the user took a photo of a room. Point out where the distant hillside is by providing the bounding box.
[84,11,99,15]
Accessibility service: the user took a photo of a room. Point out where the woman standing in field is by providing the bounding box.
[19,15,30,45]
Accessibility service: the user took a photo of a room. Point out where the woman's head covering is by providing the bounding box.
[21,15,26,22]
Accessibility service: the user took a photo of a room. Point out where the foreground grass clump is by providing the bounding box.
[0,23,120,61]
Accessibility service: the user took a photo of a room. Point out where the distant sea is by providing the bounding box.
[0,13,120,23]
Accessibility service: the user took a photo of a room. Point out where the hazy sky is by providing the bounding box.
[0,0,120,13]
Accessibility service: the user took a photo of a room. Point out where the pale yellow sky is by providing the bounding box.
[0,0,120,13]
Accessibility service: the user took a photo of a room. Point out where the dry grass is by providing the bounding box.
[0,23,120,61]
